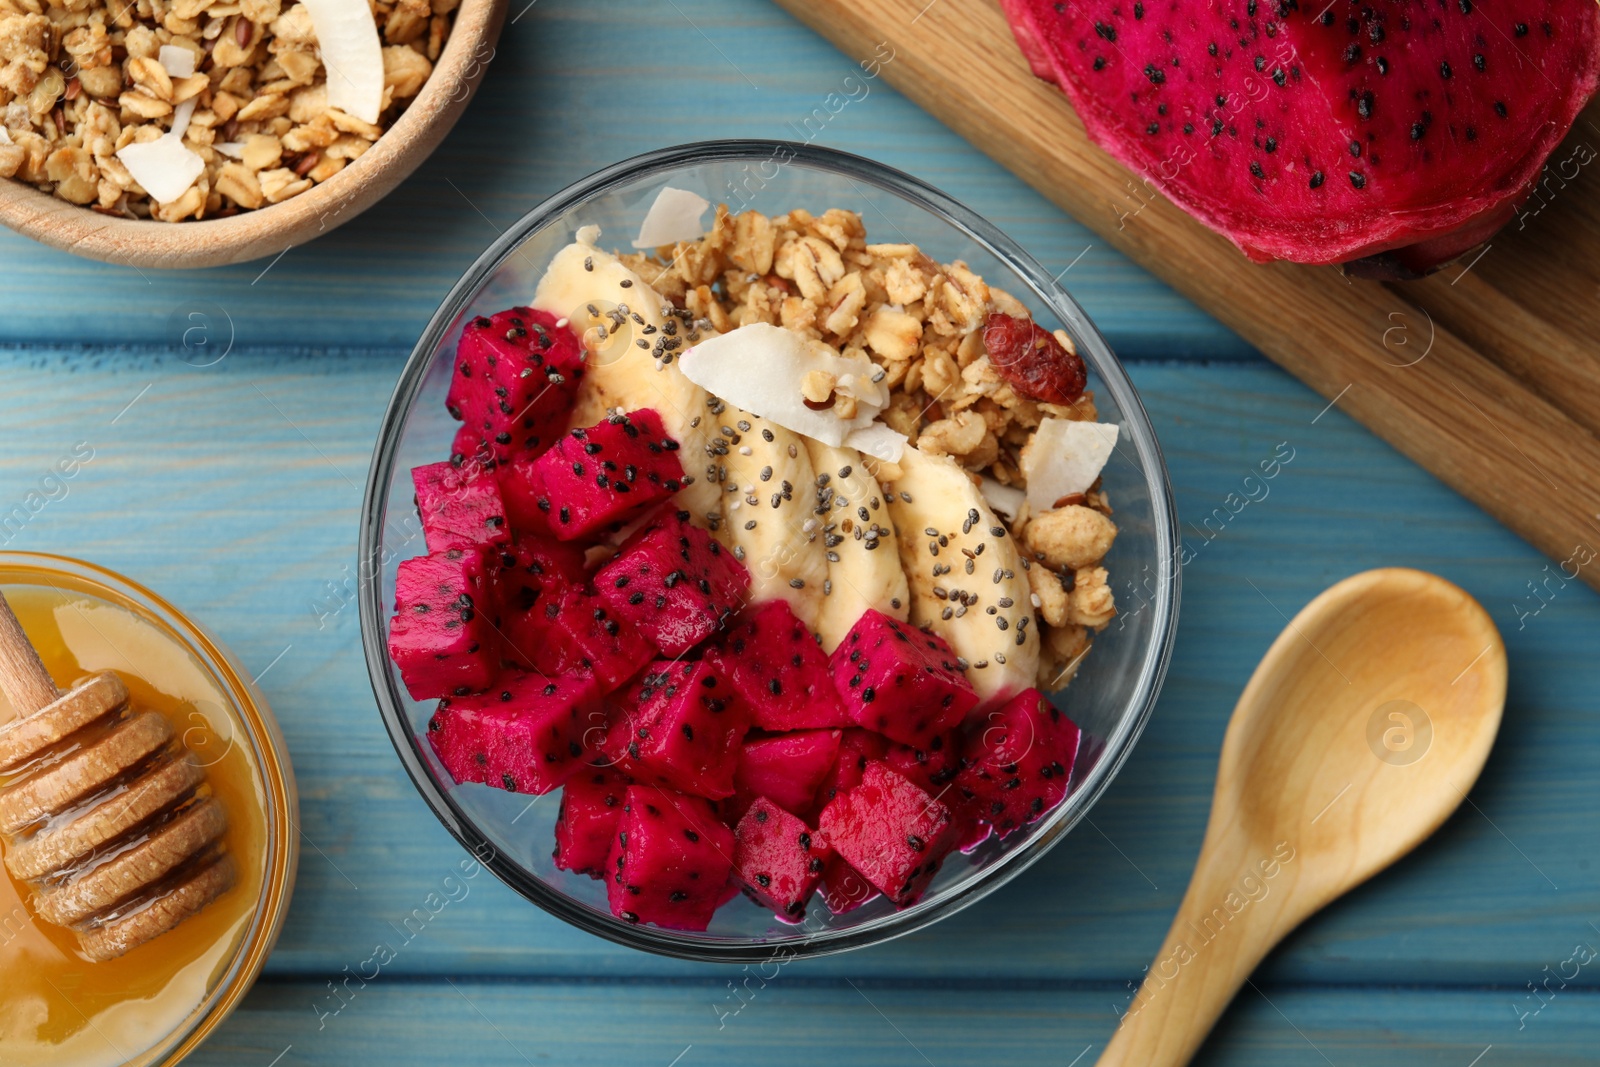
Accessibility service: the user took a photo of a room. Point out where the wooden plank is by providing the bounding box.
[2,347,1595,984]
[185,979,1600,1066]
[769,0,1600,596]
[0,0,1245,361]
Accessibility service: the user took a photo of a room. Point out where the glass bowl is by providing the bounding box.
[358,141,1179,962]
[0,552,298,1066]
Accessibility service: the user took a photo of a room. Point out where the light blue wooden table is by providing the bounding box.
[3,2,1598,1064]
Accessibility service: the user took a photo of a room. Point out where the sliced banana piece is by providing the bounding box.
[883,444,1038,708]
[711,410,828,628]
[533,231,719,520]
[805,439,910,652]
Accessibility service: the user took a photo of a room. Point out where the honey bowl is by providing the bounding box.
[0,552,297,1066]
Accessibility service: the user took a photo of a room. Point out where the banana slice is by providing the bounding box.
[883,444,1038,708]
[805,439,910,652]
[533,230,720,520]
[711,410,828,628]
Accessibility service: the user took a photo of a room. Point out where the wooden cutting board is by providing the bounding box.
[774,0,1600,592]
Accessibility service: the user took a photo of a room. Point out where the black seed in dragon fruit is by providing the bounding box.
[812,727,888,811]
[885,733,962,795]
[954,687,1082,839]
[426,669,601,795]
[542,587,655,695]
[731,728,841,820]
[594,510,751,657]
[734,797,834,922]
[388,547,499,701]
[412,459,511,553]
[828,609,979,749]
[488,534,587,673]
[448,307,584,464]
[606,785,735,931]
[521,408,686,542]
[704,599,851,732]
[818,761,958,909]
[607,659,750,800]
[553,767,633,878]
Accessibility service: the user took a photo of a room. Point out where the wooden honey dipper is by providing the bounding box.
[0,591,234,961]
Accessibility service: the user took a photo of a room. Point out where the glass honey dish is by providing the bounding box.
[0,553,297,1066]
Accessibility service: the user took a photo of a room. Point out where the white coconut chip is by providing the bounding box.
[844,422,907,463]
[632,186,710,249]
[678,323,886,447]
[301,0,384,125]
[979,477,1026,521]
[0,127,11,146]
[158,44,195,78]
[1020,418,1120,512]
[213,141,247,160]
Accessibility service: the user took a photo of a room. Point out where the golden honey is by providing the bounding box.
[0,559,295,1067]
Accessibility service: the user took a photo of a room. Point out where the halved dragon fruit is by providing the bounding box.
[594,510,751,657]
[955,687,1082,839]
[610,660,750,800]
[553,767,632,878]
[732,729,841,818]
[518,409,686,541]
[389,547,498,700]
[426,669,600,795]
[607,785,735,930]
[734,797,833,922]
[448,307,584,463]
[412,460,511,553]
[705,599,851,731]
[818,761,958,908]
[999,0,1600,275]
[829,609,978,749]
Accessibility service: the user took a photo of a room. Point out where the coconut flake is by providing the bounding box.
[979,478,1026,520]
[0,127,11,146]
[301,0,384,125]
[844,422,907,463]
[632,186,710,249]
[117,135,205,204]
[158,44,195,78]
[214,140,247,160]
[1020,418,1120,512]
[679,323,886,447]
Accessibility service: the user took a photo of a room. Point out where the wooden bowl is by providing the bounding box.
[0,0,506,269]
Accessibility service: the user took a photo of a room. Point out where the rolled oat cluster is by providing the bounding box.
[0,0,452,220]
[622,206,1121,688]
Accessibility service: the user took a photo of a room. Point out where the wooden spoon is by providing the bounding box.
[1098,567,1506,1066]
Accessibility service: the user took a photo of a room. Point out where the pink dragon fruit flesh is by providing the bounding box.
[829,609,979,749]
[732,729,842,819]
[448,307,584,464]
[594,509,752,657]
[388,547,499,701]
[606,785,735,931]
[818,761,958,909]
[412,460,510,554]
[521,408,687,542]
[489,534,588,672]
[734,797,833,922]
[955,687,1083,840]
[704,599,852,732]
[426,669,601,795]
[553,767,633,878]
[999,0,1600,276]
[610,659,750,801]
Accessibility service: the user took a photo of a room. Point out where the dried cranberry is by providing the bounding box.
[981,313,1087,404]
